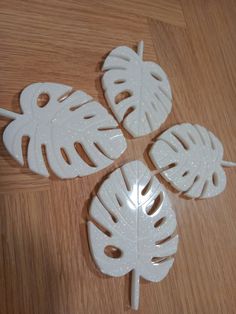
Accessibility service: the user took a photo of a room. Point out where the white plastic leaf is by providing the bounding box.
[150,123,236,199]
[102,41,172,137]
[0,82,127,178]
[88,160,178,310]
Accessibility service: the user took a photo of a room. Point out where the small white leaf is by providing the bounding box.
[0,82,127,178]
[88,160,178,310]
[102,41,172,137]
[150,123,236,198]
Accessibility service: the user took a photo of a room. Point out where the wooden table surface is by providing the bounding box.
[0,0,236,313]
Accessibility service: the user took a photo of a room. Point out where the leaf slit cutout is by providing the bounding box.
[171,132,189,150]
[115,194,123,207]
[83,114,95,120]
[147,192,163,216]
[154,217,165,228]
[154,92,169,114]
[74,143,97,167]
[97,194,118,223]
[159,86,172,101]
[141,177,153,196]
[21,136,30,166]
[187,131,196,144]
[151,256,170,265]
[195,125,206,145]
[115,79,126,84]
[97,126,119,131]
[209,132,216,150]
[69,98,93,111]
[41,144,51,175]
[151,72,162,82]
[115,91,132,105]
[120,166,131,191]
[94,142,114,160]
[90,215,112,237]
[60,148,71,165]
[160,139,178,153]
[184,175,200,193]
[57,88,74,102]
[156,235,172,245]
[145,112,153,131]
[69,105,80,111]
[123,107,135,122]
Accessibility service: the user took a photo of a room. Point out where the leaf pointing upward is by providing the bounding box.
[102,41,172,137]
[88,160,178,310]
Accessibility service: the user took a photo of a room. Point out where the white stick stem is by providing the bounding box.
[131,270,140,310]
[137,40,144,60]
[0,108,20,120]
[221,160,236,167]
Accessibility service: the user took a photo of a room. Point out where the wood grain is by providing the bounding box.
[0,0,236,313]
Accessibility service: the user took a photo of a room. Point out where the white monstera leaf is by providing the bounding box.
[88,160,178,310]
[0,82,127,178]
[102,41,172,137]
[150,123,236,198]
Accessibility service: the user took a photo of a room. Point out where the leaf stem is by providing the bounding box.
[137,40,144,60]
[0,108,21,120]
[131,270,140,310]
[221,160,236,167]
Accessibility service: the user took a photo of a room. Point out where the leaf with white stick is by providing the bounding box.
[0,82,127,178]
[88,160,178,310]
[150,123,236,198]
[102,41,172,137]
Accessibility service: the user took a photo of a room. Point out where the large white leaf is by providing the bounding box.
[150,123,236,198]
[0,82,127,178]
[88,160,178,310]
[102,41,172,137]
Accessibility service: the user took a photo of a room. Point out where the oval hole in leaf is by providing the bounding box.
[104,245,122,258]
[60,148,71,165]
[212,172,219,186]
[37,93,50,108]
[154,217,165,228]
[115,91,132,105]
